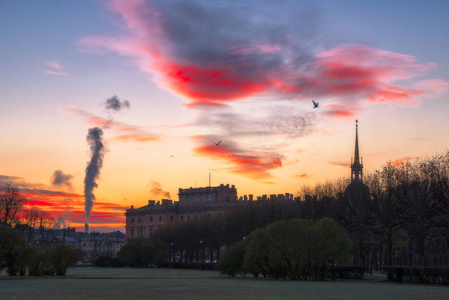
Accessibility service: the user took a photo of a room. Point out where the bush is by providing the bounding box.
[118,239,170,267]
[383,266,449,284]
[220,218,352,281]
[28,246,53,276]
[333,265,365,279]
[0,225,34,275]
[218,240,247,277]
[93,256,125,268]
[46,243,80,275]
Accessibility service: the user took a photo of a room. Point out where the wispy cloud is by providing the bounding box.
[190,105,314,179]
[194,138,283,180]
[42,61,68,76]
[328,161,350,168]
[63,106,161,143]
[148,181,171,199]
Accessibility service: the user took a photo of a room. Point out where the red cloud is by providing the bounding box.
[195,143,282,180]
[323,104,361,118]
[162,63,267,104]
[311,44,434,104]
[21,189,127,230]
[114,134,160,142]
[295,173,311,179]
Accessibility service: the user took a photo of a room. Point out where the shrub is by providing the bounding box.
[118,239,170,267]
[221,218,352,281]
[93,256,125,268]
[0,225,33,275]
[333,265,365,279]
[218,240,247,277]
[46,243,80,275]
[383,266,449,284]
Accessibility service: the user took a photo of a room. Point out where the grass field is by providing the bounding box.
[0,267,448,300]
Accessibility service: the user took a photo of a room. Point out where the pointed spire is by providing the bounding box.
[351,119,363,182]
[353,120,360,167]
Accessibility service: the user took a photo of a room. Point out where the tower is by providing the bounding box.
[351,120,363,182]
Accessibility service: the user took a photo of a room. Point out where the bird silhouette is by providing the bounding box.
[312,100,319,108]
[214,141,222,146]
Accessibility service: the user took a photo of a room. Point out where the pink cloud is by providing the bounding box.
[45,61,64,70]
[257,44,281,54]
[43,61,67,76]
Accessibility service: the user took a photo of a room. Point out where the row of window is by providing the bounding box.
[131,214,212,224]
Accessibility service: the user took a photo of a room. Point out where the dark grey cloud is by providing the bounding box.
[154,0,326,78]
[50,170,73,190]
[104,95,130,112]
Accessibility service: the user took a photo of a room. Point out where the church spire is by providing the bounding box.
[351,120,363,182]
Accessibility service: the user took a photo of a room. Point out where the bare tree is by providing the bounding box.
[0,185,27,227]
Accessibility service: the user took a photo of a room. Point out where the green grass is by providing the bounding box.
[0,267,447,300]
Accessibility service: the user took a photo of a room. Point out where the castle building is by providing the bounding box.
[124,184,294,240]
[125,184,240,239]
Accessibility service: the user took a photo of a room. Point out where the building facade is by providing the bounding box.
[125,183,294,239]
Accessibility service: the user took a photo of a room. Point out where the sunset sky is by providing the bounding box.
[1,0,448,232]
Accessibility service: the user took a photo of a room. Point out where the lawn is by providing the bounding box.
[0,267,447,300]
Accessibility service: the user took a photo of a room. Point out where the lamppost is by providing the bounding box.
[200,240,204,263]
[170,243,174,268]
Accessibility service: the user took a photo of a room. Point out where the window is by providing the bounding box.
[170,216,174,222]
[187,215,190,221]
[150,216,153,222]
[130,228,134,237]
[159,216,162,222]
[181,216,184,221]
[131,218,134,223]
[138,217,141,223]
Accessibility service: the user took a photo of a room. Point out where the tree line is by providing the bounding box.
[152,152,449,270]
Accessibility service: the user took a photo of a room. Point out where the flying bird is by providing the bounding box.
[171,155,174,157]
[312,100,319,108]
[214,141,222,146]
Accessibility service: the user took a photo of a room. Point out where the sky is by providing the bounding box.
[1,0,448,232]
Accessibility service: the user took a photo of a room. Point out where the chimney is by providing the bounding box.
[85,223,89,233]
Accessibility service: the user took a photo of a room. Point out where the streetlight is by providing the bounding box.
[199,240,204,264]
[170,243,174,267]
